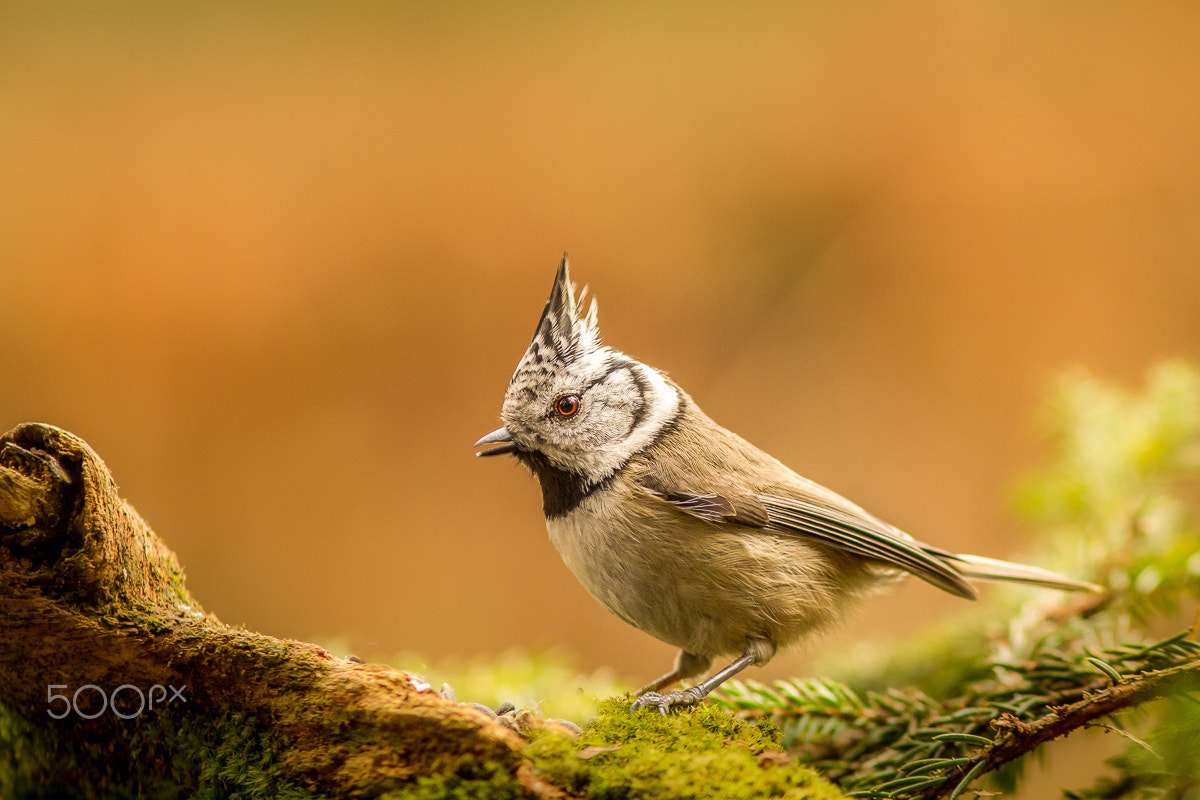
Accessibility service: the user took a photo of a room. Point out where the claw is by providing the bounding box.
[631,649,759,715]
[630,687,708,715]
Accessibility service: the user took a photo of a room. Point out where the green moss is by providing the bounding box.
[0,701,323,800]
[525,699,846,799]
[383,762,527,800]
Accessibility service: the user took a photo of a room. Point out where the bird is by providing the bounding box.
[474,255,1098,714]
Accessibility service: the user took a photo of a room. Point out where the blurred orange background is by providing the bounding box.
[3,0,1199,714]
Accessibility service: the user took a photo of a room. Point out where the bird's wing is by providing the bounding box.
[638,475,770,527]
[755,493,976,599]
[639,474,976,600]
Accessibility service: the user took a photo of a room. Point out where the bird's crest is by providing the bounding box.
[510,254,603,387]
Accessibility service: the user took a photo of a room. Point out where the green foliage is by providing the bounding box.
[524,698,845,799]
[719,634,1200,798]
[1017,361,1200,618]
[1063,695,1200,800]
[713,362,1200,799]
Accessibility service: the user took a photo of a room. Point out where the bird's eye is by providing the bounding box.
[554,395,581,418]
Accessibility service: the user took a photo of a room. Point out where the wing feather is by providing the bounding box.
[640,475,976,600]
[757,494,976,599]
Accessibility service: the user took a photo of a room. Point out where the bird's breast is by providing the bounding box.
[544,490,864,659]
[545,493,638,620]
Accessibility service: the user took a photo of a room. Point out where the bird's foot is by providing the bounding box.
[631,686,709,715]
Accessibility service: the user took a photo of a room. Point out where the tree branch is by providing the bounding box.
[925,658,1200,799]
[0,423,559,798]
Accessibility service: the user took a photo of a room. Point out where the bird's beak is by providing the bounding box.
[474,426,518,457]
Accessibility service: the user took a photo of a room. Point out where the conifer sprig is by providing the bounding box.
[716,362,1200,798]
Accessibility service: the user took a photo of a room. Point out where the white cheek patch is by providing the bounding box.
[572,359,680,483]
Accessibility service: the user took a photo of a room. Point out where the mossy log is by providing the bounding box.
[0,422,559,798]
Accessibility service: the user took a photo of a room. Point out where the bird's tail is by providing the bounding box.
[951,553,1103,593]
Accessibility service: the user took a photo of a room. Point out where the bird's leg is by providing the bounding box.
[635,650,712,696]
[632,648,757,715]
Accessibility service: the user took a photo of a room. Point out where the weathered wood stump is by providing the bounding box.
[0,422,556,798]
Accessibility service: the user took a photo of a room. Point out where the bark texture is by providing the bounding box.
[0,422,554,798]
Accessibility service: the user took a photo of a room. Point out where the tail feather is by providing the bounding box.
[951,553,1103,593]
